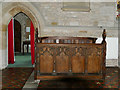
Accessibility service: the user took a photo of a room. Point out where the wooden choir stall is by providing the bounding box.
[34,29,106,80]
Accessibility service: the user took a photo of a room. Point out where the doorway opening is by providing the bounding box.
[8,12,33,67]
[14,19,21,53]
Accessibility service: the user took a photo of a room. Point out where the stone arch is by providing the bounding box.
[3,4,40,31]
[2,3,44,50]
[1,3,44,68]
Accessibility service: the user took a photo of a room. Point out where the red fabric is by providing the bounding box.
[8,19,14,64]
[30,21,35,64]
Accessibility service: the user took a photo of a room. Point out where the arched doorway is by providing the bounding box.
[1,3,42,69]
[7,12,35,67]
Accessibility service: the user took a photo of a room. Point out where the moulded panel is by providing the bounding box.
[40,52,54,73]
[87,55,101,73]
[55,52,69,73]
[72,54,85,73]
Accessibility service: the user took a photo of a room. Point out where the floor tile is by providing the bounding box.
[2,67,33,89]
[37,67,119,88]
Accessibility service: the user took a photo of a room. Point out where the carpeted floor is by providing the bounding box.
[2,67,33,89]
[7,53,33,67]
[38,67,119,88]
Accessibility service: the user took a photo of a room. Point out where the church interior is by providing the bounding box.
[0,0,120,89]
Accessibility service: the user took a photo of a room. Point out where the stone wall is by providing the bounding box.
[2,2,118,37]
[30,2,118,38]
[34,2,117,27]
[0,2,119,69]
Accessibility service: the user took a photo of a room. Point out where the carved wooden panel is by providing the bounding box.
[35,30,106,80]
[87,55,101,73]
[40,52,53,73]
[39,46,55,73]
[72,54,85,73]
[55,46,70,73]
[86,47,102,73]
[36,43,104,80]
[71,47,85,73]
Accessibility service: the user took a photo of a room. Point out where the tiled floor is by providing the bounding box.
[2,67,33,89]
[38,68,119,88]
[1,67,119,89]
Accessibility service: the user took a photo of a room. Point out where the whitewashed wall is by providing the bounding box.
[96,37,118,60]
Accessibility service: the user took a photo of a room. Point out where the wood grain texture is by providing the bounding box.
[40,52,54,73]
[38,46,55,73]
[87,55,101,73]
[36,44,103,77]
[71,54,85,73]
[35,30,106,80]
[37,75,103,80]
[55,52,69,73]
[55,46,70,73]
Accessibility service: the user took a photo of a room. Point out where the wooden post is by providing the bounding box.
[102,29,106,79]
[102,29,106,44]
